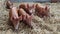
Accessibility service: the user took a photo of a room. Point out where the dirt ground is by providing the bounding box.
[0,0,60,34]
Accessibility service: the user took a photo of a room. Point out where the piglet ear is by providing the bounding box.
[45,6,50,12]
[45,5,50,10]
[35,4,38,7]
[45,6,48,10]
[32,4,35,8]
[27,4,29,8]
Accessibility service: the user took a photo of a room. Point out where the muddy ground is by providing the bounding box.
[0,0,60,34]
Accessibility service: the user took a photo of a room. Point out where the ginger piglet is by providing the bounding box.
[9,7,22,30]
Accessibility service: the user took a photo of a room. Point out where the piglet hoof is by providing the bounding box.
[14,26,19,32]
[14,29,19,34]
[27,21,36,29]
[14,29,18,31]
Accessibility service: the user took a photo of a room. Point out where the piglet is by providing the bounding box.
[35,3,50,17]
[6,1,13,9]
[18,8,33,28]
[9,7,22,30]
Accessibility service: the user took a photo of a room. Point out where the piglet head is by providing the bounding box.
[27,4,35,15]
[45,6,50,13]
[44,6,50,16]
[6,1,13,9]
[11,16,22,30]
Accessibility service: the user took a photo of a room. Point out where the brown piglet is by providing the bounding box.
[35,3,50,17]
